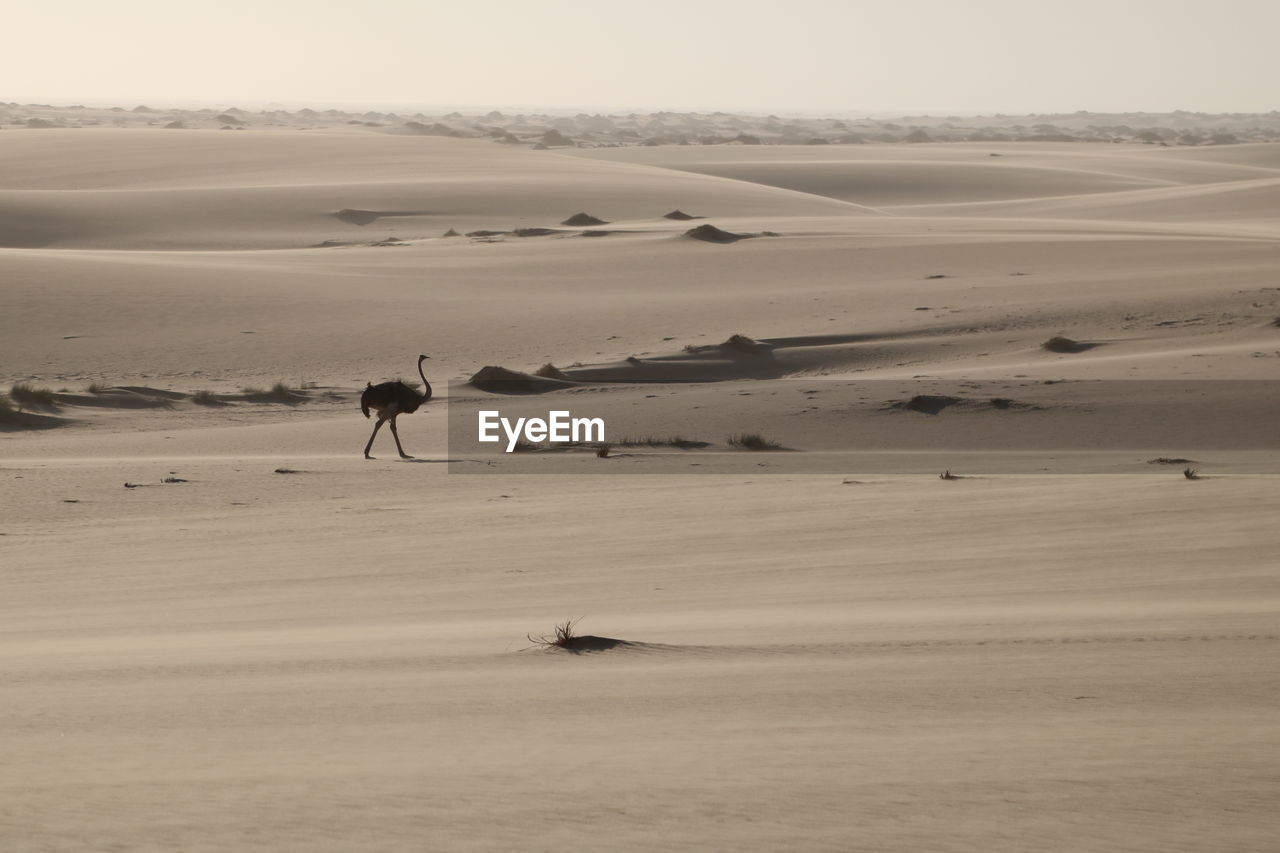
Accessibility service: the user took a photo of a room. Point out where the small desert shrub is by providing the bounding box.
[596,443,612,458]
[243,382,305,402]
[191,389,223,406]
[1184,467,1201,480]
[527,618,583,649]
[0,392,12,412]
[1042,336,1088,353]
[727,432,782,450]
[10,382,56,407]
[87,382,108,395]
[534,363,568,380]
[721,333,769,355]
[617,435,709,449]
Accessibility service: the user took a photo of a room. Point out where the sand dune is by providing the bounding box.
[592,159,1165,206]
[897,175,1280,223]
[0,129,876,250]
[3,124,1278,852]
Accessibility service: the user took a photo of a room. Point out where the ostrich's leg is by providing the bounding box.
[388,417,414,459]
[364,418,386,459]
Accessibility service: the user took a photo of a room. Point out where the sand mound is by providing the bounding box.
[333,209,430,226]
[889,395,1038,414]
[560,212,608,226]
[711,333,774,357]
[468,366,577,394]
[534,363,570,380]
[1042,336,1093,353]
[0,407,67,430]
[663,209,703,220]
[891,394,964,414]
[684,223,753,243]
[334,209,383,226]
[53,389,173,409]
[537,635,633,654]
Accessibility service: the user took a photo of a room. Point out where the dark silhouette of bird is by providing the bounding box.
[360,355,431,459]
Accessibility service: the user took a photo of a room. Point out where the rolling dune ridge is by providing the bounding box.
[2,119,1278,852]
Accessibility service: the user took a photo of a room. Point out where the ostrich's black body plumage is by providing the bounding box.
[360,355,432,459]
[360,380,428,418]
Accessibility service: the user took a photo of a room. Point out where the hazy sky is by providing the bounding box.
[6,0,1276,114]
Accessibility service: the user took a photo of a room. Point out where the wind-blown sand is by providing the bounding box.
[2,123,1278,851]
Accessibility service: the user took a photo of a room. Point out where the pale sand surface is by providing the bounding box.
[3,126,1278,851]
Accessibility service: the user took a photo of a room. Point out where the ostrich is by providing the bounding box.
[361,355,432,459]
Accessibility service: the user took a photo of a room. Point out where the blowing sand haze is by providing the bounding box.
[2,2,1279,850]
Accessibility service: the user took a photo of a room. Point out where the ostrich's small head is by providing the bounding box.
[418,354,430,361]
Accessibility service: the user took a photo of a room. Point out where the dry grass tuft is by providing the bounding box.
[721,333,771,355]
[10,383,56,408]
[534,363,569,380]
[191,389,225,406]
[242,382,307,403]
[87,382,109,395]
[1183,467,1201,480]
[596,444,612,458]
[527,618,584,649]
[939,469,963,480]
[727,433,782,450]
[617,435,710,449]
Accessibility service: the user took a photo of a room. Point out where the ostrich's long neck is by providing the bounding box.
[418,360,433,401]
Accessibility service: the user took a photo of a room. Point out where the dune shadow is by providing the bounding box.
[334,208,434,226]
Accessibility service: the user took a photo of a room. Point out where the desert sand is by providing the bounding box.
[2,116,1278,851]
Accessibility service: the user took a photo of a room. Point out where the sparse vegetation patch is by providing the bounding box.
[191,389,226,406]
[241,382,308,403]
[10,383,56,408]
[525,618,627,653]
[727,433,783,450]
[534,363,569,380]
[617,435,710,449]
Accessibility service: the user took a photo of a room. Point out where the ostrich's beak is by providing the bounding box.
[419,354,430,360]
